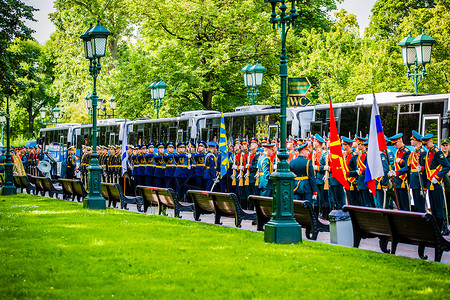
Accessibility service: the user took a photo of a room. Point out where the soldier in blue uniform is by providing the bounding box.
[153,143,166,188]
[375,148,391,208]
[145,142,155,187]
[174,142,190,200]
[422,134,450,231]
[257,144,275,197]
[290,143,318,203]
[349,136,373,207]
[194,141,207,190]
[136,145,146,186]
[407,131,427,212]
[313,134,328,214]
[164,142,176,191]
[387,133,411,211]
[204,141,218,191]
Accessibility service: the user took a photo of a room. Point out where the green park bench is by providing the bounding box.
[187,190,256,228]
[249,195,329,240]
[343,205,450,262]
[136,185,194,218]
[101,182,143,212]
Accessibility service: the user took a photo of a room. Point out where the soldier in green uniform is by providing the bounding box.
[290,143,318,202]
[257,144,275,197]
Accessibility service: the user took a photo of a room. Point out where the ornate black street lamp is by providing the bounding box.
[262,0,301,244]
[398,29,436,93]
[2,95,16,195]
[241,61,266,105]
[80,20,112,209]
[149,79,167,119]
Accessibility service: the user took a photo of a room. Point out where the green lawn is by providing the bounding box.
[1,195,449,299]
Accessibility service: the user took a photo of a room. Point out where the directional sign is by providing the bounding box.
[288,95,311,107]
[287,77,311,96]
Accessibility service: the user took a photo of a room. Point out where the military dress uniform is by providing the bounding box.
[342,136,359,206]
[153,143,166,188]
[389,133,411,211]
[194,141,207,190]
[406,131,427,212]
[257,144,274,197]
[164,142,176,191]
[247,138,261,204]
[290,143,318,202]
[204,141,218,192]
[66,147,76,179]
[422,134,450,230]
[174,142,190,200]
[145,143,156,187]
[375,150,390,208]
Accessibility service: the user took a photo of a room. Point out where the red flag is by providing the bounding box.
[329,97,350,190]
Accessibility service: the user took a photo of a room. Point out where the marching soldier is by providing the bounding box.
[422,134,450,232]
[387,133,411,211]
[290,143,318,203]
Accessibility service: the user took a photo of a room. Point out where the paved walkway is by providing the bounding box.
[117,202,450,265]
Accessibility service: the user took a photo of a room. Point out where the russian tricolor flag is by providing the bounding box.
[365,94,387,196]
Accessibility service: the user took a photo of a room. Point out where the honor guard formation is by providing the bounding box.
[8,129,450,236]
[47,129,450,236]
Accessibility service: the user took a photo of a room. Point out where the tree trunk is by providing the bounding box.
[202,90,213,110]
[27,93,35,136]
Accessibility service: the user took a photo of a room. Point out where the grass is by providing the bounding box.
[1,194,449,299]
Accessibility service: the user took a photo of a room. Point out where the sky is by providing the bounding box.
[25,0,377,45]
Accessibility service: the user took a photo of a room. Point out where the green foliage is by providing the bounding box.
[0,0,36,97]
[1,195,450,299]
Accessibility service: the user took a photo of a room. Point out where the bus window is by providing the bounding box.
[269,113,280,126]
[177,129,183,143]
[358,107,371,136]
[160,122,169,142]
[422,101,444,116]
[151,123,159,143]
[340,107,358,138]
[137,132,143,145]
[310,121,321,136]
[244,115,256,138]
[179,120,188,141]
[398,113,420,141]
[169,127,177,142]
[232,116,244,138]
[256,115,269,140]
[109,133,115,146]
[378,105,397,138]
[268,124,279,141]
[422,115,441,145]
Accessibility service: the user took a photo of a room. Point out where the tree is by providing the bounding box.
[0,0,36,97]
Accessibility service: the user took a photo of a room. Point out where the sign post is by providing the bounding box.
[287,77,311,107]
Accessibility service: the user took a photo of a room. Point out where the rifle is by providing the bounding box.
[244,150,251,186]
[238,150,244,187]
[386,149,400,210]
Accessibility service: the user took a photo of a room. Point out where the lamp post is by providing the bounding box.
[2,95,16,195]
[0,115,6,145]
[241,61,266,105]
[262,0,301,244]
[398,29,436,94]
[80,20,112,209]
[150,79,167,119]
[39,106,61,126]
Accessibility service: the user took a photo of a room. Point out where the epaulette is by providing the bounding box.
[433,148,439,153]
[420,148,425,152]
[403,147,410,153]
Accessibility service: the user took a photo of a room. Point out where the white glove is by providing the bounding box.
[416,166,422,172]
[273,164,277,171]
[356,169,360,175]
[323,166,329,171]
[396,158,401,163]
[388,170,396,177]
[312,194,317,201]
[245,164,250,169]
[254,173,260,179]
[313,165,318,171]
[239,166,244,170]
[232,165,237,170]
[187,154,192,159]
[432,177,439,184]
